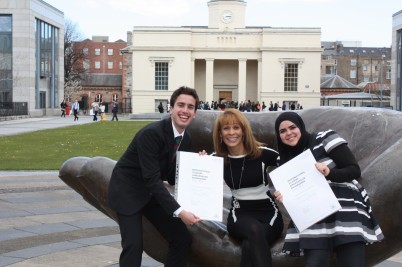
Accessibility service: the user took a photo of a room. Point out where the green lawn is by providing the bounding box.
[0,121,152,170]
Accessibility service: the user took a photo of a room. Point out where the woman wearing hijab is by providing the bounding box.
[213,109,283,267]
[274,111,383,267]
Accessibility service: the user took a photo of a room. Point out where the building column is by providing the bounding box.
[205,58,214,102]
[190,57,195,88]
[238,58,247,101]
[257,58,262,101]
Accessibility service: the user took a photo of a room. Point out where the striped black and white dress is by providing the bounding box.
[282,130,384,253]
[224,147,283,241]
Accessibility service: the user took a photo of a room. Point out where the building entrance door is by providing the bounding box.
[39,92,46,115]
[219,91,232,103]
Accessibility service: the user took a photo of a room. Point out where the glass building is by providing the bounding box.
[0,0,64,117]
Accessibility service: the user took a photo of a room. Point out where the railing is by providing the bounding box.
[0,102,28,117]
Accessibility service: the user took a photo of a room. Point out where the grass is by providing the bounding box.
[0,121,152,170]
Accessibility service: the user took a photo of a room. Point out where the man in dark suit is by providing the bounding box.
[108,86,201,267]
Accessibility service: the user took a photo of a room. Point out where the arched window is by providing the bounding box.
[95,94,103,103]
[112,94,118,102]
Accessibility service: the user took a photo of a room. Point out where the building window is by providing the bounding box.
[95,94,103,103]
[284,64,298,92]
[363,76,369,82]
[37,20,59,79]
[325,66,336,75]
[351,59,357,66]
[363,65,368,71]
[83,59,90,70]
[119,62,123,69]
[155,62,169,90]
[0,15,12,102]
[108,61,113,69]
[386,70,391,79]
[112,94,118,102]
[95,61,100,69]
[95,48,100,55]
[350,70,356,79]
[83,48,88,55]
[108,49,113,55]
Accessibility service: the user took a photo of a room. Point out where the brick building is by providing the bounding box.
[70,36,127,114]
[321,42,391,89]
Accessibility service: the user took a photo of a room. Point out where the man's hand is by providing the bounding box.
[179,210,202,225]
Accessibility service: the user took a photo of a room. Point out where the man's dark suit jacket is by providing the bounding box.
[107,117,191,216]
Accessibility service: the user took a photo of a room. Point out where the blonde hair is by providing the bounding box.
[213,109,262,164]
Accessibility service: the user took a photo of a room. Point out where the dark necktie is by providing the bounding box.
[172,136,182,162]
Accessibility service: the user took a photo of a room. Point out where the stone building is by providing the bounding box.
[0,0,64,117]
[123,0,322,113]
[391,10,402,111]
[321,42,391,90]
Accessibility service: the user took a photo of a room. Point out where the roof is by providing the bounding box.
[323,92,390,100]
[320,74,359,89]
[81,74,122,87]
[357,82,391,93]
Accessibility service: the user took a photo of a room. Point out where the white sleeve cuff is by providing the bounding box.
[174,207,184,217]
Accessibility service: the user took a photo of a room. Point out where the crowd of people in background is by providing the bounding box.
[197,100,303,112]
[60,100,114,121]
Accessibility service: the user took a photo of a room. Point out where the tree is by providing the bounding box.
[63,19,88,101]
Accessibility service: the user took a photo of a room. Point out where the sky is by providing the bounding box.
[45,0,401,47]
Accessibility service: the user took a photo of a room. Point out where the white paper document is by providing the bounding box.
[175,151,224,222]
[269,149,341,232]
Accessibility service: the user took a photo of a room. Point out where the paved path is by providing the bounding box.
[0,114,130,137]
[0,116,401,266]
[0,171,162,267]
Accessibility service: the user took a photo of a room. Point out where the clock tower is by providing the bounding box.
[208,0,247,29]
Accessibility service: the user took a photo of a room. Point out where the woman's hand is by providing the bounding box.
[274,190,283,203]
[198,150,208,156]
[315,162,330,176]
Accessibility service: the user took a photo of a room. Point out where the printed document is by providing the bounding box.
[269,149,341,232]
[175,151,223,222]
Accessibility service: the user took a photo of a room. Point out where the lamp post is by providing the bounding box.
[380,54,385,106]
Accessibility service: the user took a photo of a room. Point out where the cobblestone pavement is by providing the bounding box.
[0,116,401,266]
[0,171,163,267]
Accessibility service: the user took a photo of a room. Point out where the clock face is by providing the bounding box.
[221,10,233,23]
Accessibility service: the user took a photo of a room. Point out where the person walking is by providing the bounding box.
[111,101,119,121]
[91,101,99,121]
[107,86,202,267]
[212,109,283,267]
[60,101,66,117]
[158,102,164,113]
[72,100,80,121]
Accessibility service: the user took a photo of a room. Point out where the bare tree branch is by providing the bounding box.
[63,19,89,100]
